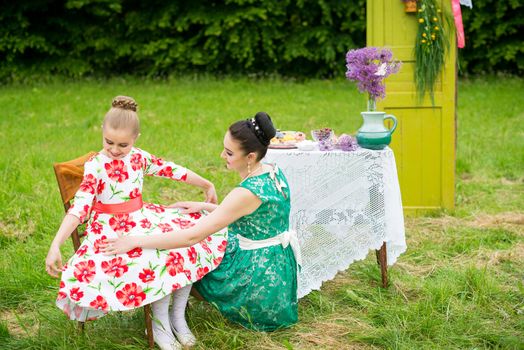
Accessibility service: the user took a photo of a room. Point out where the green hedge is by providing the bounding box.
[0,0,521,81]
[459,0,523,75]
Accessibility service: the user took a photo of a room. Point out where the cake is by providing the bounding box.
[270,131,306,146]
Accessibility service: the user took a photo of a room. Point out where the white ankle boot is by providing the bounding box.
[170,285,197,347]
[151,295,182,350]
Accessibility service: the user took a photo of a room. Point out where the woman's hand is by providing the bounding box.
[45,244,63,278]
[168,201,208,214]
[100,236,138,255]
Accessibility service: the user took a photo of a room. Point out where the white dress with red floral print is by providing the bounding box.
[56,148,227,321]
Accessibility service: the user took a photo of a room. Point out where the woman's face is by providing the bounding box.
[221,131,253,171]
[102,126,137,160]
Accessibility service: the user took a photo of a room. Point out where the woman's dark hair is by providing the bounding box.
[229,112,277,161]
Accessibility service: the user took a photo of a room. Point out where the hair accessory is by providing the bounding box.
[247,117,270,146]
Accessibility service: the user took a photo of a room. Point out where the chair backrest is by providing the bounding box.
[53,152,97,250]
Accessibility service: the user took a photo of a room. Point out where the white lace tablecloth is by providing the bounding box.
[265,147,406,298]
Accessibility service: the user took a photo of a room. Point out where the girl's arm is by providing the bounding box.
[102,188,261,253]
[142,149,218,203]
[46,158,99,277]
[45,214,81,277]
[183,169,217,204]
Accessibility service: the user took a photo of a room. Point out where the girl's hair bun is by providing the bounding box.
[112,96,138,112]
[254,112,276,142]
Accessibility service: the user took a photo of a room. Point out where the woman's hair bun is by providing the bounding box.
[254,112,276,142]
[112,96,138,112]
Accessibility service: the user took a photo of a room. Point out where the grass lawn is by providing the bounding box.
[0,76,522,349]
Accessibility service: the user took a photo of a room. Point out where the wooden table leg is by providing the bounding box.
[144,304,154,349]
[375,242,388,288]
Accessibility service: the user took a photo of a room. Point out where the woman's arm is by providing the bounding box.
[45,214,81,277]
[168,201,219,213]
[102,187,261,253]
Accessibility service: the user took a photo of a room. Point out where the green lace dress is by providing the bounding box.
[195,165,298,331]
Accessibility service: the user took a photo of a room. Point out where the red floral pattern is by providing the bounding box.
[130,153,143,171]
[138,269,155,283]
[217,240,227,252]
[196,267,210,279]
[166,252,185,276]
[144,203,164,213]
[91,221,103,234]
[158,223,173,233]
[104,159,129,183]
[109,214,136,234]
[89,295,109,311]
[151,155,164,166]
[158,166,174,178]
[213,257,223,266]
[140,219,151,229]
[101,257,129,278]
[187,246,197,264]
[200,241,212,254]
[129,188,140,199]
[71,204,91,223]
[189,212,202,220]
[79,174,97,194]
[56,148,227,321]
[76,245,88,257]
[69,287,84,301]
[73,260,96,283]
[97,180,105,195]
[172,218,195,229]
[93,235,107,254]
[126,247,143,259]
[116,283,146,307]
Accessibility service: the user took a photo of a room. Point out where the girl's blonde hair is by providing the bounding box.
[103,96,140,136]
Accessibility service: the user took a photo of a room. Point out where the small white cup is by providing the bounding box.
[296,140,316,151]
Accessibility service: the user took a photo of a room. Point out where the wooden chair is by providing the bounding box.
[53,152,154,349]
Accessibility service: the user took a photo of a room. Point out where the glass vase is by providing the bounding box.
[367,97,377,112]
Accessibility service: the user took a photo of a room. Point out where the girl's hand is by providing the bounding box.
[45,245,63,278]
[168,201,207,214]
[204,183,218,204]
[100,237,137,255]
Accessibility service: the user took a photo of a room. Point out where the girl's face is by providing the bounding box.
[221,131,255,172]
[102,126,137,160]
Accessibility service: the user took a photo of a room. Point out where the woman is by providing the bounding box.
[102,111,299,332]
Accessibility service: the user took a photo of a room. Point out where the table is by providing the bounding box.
[265,147,406,298]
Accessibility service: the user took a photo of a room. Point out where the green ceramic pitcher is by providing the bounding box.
[356,111,397,150]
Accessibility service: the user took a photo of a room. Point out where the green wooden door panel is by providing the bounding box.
[368,0,456,213]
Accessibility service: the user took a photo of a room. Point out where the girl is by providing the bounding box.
[102,112,299,332]
[45,96,227,350]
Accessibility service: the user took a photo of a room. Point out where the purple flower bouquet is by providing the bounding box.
[345,47,401,111]
[337,134,359,152]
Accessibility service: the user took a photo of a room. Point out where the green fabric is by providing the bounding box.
[195,165,298,331]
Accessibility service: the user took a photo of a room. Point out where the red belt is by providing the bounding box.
[92,195,143,214]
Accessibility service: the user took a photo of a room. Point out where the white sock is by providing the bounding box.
[170,285,192,335]
[151,294,176,344]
